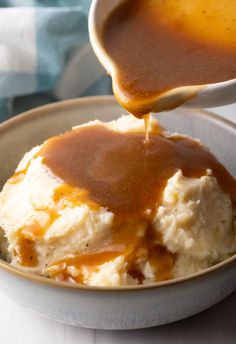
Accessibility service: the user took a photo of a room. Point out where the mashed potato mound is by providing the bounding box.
[0,115,235,286]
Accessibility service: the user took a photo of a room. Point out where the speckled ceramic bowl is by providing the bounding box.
[0,96,235,330]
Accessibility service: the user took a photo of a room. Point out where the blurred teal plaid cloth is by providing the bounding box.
[0,0,111,122]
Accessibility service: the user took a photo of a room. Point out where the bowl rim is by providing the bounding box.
[0,95,235,292]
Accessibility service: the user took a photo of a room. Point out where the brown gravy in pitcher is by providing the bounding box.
[102,0,236,117]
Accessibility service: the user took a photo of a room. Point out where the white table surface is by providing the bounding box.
[1,104,236,344]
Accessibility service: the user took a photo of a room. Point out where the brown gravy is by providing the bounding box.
[41,125,236,217]
[14,210,60,267]
[15,237,38,267]
[102,0,236,117]
[48,219,176,283]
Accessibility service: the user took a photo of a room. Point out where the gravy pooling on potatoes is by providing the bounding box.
[37,124,236,282]
[102,0,236,117]
[41,125,236,216]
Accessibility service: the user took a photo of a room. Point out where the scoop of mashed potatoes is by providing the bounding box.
[0,115,235,286]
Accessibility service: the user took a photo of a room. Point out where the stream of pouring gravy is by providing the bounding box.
[102,0,236,118]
